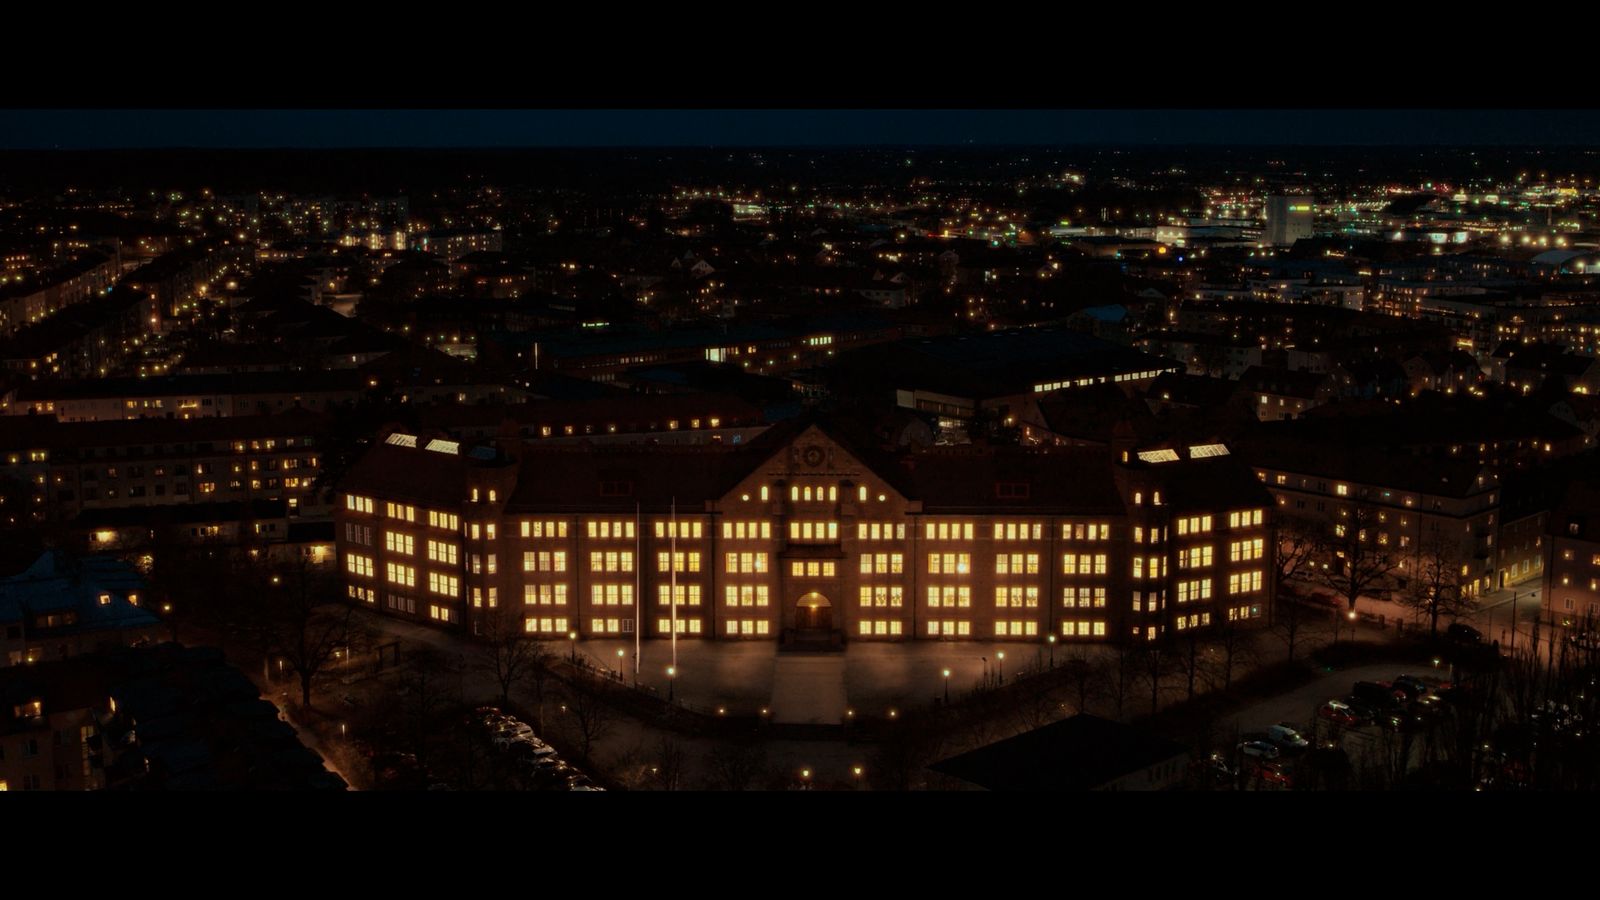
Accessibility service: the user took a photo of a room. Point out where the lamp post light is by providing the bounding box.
[852,765,863,790]
[568,631,578,664]
[800,768,811,790]
[1047,634,1056,668]
[616,648,625,680]
[942,668,951,704]
[1347,610,1357,644]
[997,651,1005,685]
[667,665,676,704]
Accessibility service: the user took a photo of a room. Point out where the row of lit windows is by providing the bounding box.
[346,553,374,577]
[1228,509,1264,528]
[726,585,770,607]
[1062,554,1109,575]
[348,585,376,603]
[386,502,416,523]
[859,522,906,541]
[791,485,838,502]
[658,585,702,606]
[1061,621,1108,637]
[726,553,770,573]
[385,532,414,555]
[654,521,703,539]
[1229,539,1265,562]
[469,554,497,575]
[790,560,837,578]
[789,521,839,541]
[1133,557,1167,579]
[928,620,972,636]
[659,619,702,634]
[592,618,631,634]
[470,588,498,608]
[590,551,635,573]
[928,586,972,608]
[1228,605,1263,621]
[345,494,374,514]
[1175,612,1213,631]
[859,620,904,636]
[429,605,459,624]
[728,619,770,635]
[860,553,904,574]
[1065,524,1111,541]
[591,584,635,606]
[386,562,414,586]
[724,521,772,540]
[1228,571,1263,594]
[657,552,702,573]
[587,521,635,539]
[926,522,976,541]
[428,540,458,564]
[1177,579,1212,603]
[429,572,459,597]
[526,617,569,634]
[526,584,568,605]
[929,553,971,575]
[523,520,567,538]
[468,523,497,540]
[430,510,459,531]
[996,586,1041,608]
[995,621,1039,636]
[859,586,904,607]
[1133,526,1166,544]
[996,553,1041,575]
[1177,515,1212,536]
[1179,547,1214,569]
[525,551,567,572]
[1063,587,1107,608]
[995,522,1044,541]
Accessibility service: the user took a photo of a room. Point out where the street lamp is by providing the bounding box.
[942,668,951,704]
[997,651,1005,684]
[1047,633,1057,668]
[852,765,863,790]
[568,630,578,663]
[616,648,625,679]
[1347,610,1357,644]
[667,665,676,703]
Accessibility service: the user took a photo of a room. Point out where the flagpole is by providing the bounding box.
[670,497,679,675]
[634,500,641,682]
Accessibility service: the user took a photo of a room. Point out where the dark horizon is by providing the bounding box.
[7,109,1600,150]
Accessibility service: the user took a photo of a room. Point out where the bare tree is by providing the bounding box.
[561,677,615,761]
[247,554,355,709]
[1396,529,1476,640]
[650,735,689,791]
[705,740,767,791]
[474,608,556,709]
[1108,642,1141,722]
[397,646,461,771]
[1315,504,1402,614]
[1060,646,1106,716]
[1140,639,1172,716]
[1212,616,1259,692]
[1174,627,1207,702]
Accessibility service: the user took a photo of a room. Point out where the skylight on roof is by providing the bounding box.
[1137,449,1181,463]
[424,439,460,455]
[385,433,418,448]
[1188,444,1230,458]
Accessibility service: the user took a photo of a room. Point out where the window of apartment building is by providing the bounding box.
[657,552,702,573]
[1062,587,1107,608]
[1228,571,1263,594]
[384,532,414,555]
[346,554,374,577]
[525,584,569,606]
[994,586,1040,608]
[858,586,904,608]
[924,522,975,541]
[657,585,702,606]
[1179,546,1214,569]
[724,585,770,607]
[725,521,774,540]
[926,586,972,608]
[928,553,972,575]
[1229,539,1265,562]
[590,584,635,606]
[1176,515,1212,536]
[654,521,703,540]
[856,522,905,541]
[589,551,635,573]
[725,552,769,574]
[995,553,1040,575]
[859,553,904,575]
[858,620,904,636]
[1062,553,1108,575]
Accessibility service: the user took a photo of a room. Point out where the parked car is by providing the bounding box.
[1266,724,1310,752]
[1238,740,1280,760]
[1352,681,1408,708]
[1318,700,1361,726]
[1249,760,1293,788]
[1391,675,1436,700]
[1340,697,1381,725]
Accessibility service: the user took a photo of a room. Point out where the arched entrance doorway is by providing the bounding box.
[796,592,833,632]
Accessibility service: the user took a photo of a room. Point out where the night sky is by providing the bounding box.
[3,110,1600,150]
